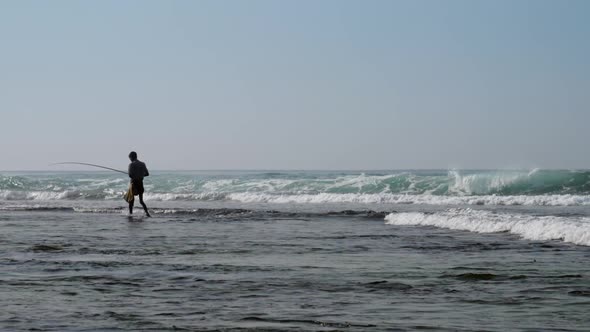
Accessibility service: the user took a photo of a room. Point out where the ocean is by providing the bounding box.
[1,170,589,331]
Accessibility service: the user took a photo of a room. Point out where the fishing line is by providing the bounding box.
[51,162,128,174]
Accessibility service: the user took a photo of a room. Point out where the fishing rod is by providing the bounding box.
[51,162,128,175]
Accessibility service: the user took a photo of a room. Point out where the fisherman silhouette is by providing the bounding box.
[125,151,151,217]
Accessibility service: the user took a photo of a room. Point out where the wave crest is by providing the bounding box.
[2,170,590,206]
[385,209,590,246]
[2,189,590,206]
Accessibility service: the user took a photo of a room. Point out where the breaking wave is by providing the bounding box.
[225,192,590,206]
[1,169,589,206]
[385,209,590,246]
[2,189,589,206]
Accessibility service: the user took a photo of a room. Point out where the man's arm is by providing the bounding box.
[144,163,149,177]
[128,164,133,178]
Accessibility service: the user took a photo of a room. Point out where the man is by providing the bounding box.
[126,151,151,217]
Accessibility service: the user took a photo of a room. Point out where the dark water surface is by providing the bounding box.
[1,210,590,331]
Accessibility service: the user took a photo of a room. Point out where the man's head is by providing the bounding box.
[129,151,138,161]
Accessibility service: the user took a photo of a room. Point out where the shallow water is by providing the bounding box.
[1,209,589,331]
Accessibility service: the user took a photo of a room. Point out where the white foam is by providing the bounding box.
[142,192,226,201]
[198,173,415,195]
[226,192,590,206]
[326,173,398,193]
[1,188,590,207]
[73,207,120,213]
[0,190,82,200]
[384,209,590,246]
[448,170,527,195]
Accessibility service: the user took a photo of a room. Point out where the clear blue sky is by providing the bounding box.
[1,0,589,170]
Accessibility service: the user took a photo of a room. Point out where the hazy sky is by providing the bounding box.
[1,0,589,170]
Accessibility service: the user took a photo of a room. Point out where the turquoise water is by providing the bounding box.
[2,169,590,200]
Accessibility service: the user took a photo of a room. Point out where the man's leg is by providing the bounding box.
[139,193,150,217]
[128,200,134,215]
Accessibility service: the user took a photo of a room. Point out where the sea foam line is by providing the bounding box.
[226,193,590,206]
[2,189,590,206]
[384,209,590,246]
